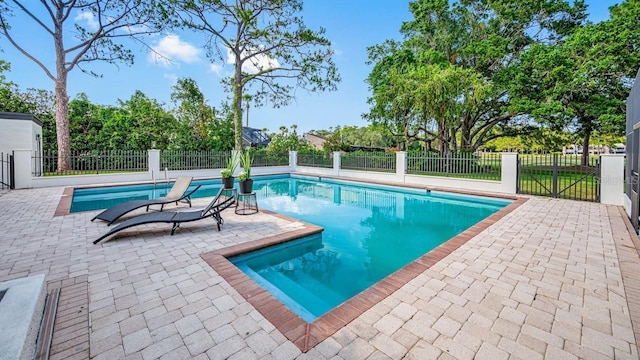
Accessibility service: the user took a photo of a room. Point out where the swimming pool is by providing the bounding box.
[230,177,510,321]
[73,175,511,322]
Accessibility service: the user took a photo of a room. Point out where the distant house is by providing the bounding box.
[242,127,270,148]
[304,133,328,150]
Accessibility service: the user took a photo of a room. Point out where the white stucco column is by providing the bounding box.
[333,152,341,176]
[396,151,406,183]
[148,149,160,181]
[289,150,297,171]
[13,149,32,189]
[600,154,625,205]
[501,153,518,194]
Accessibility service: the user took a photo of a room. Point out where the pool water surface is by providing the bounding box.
[231,177,510,321]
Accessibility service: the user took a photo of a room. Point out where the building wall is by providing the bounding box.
[0,112,43,156]
[625,68,640,217]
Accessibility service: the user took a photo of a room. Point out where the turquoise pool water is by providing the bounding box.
[73,175,510,321]
[230,177,510,322]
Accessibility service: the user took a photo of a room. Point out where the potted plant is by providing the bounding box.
[238,150,253,194]
[221,152,239,189]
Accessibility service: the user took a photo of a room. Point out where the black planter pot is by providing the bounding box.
[222,176,234,189]
[239,179,253,194]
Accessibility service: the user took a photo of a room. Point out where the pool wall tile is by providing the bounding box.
[54,187,74,217]
[201,188,528,353]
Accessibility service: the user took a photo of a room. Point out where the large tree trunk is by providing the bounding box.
[54,77,70,172]
[54,12,70,171]
[460,113,472,150]
[581,127,591,166]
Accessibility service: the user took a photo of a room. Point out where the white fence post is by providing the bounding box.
[501,153,518,194]
[289,150,297,171]
[600,154,625,205]
[148,149,160,180]
[396,151,406,183]
[13,149,32,189]
[333,152,341,176]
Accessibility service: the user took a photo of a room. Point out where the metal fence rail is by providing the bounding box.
[1,152,14,189]
[36,150,147,176]
[297,152,333,168]
[161,150,229,171]
[517,154,600,202]
[406,152,502,180]
[252,152,289,167]
[341,152,396,173]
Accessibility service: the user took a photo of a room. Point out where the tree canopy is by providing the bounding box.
[365,0,599,153]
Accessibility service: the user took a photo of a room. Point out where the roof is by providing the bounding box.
[242,127,270,147]
[0,112,43,126]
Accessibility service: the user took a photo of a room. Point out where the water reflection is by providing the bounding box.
[245,178,507,320]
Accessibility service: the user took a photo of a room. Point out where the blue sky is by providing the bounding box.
[0,0,621,135]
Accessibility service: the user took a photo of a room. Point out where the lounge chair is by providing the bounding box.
[93,188,236,244]
[92,177,199,225]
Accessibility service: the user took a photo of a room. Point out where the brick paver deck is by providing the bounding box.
[0,185,639,359]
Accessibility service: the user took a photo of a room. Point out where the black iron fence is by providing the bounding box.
[35,150,147,176]
[0,152,14,189]
[297,152,333,168]
[406,152,502,181]
[341,152,396,173]
[161,150,229,171]
[252,152,289,167]
[517,154,600,202]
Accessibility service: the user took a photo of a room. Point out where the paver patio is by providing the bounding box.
[1,184,639,359]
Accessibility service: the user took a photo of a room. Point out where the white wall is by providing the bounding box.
[600,154,625,206]
[0,119,32,155]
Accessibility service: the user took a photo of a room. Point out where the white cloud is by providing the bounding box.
[209,63,223,76]
[163,73,178,84]
[75,12,99,31]
[226,46,280,74]
[148,35,201,67]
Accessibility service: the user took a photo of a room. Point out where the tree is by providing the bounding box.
[98,91,178,150]
[514,0,640,164]
[172,0,340,150]
[266,125,312,152]
[0,1,166,170]
[68,93,106,152]
[170,77,234,150]
[366,0,587,152]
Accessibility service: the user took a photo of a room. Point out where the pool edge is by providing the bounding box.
[54,187,74,217]
[201,197,529,352]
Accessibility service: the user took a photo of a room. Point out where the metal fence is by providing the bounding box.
[161,150,229,171]
[36,150,148,176]
[297,152,333,168]
[406,152,502,180]
[1,152,14,189]
[252,152,289,167]
[341,152,396,173]
[517,154,600,202]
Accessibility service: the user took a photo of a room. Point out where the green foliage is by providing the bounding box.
[170,78,234,151]
[238,149,253,181]
[365,0,587,152]
[323,125,395,152]
[512,0,639,162]
[96,91,178,150]
[221,152,239,178]
[266,125,313,152]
